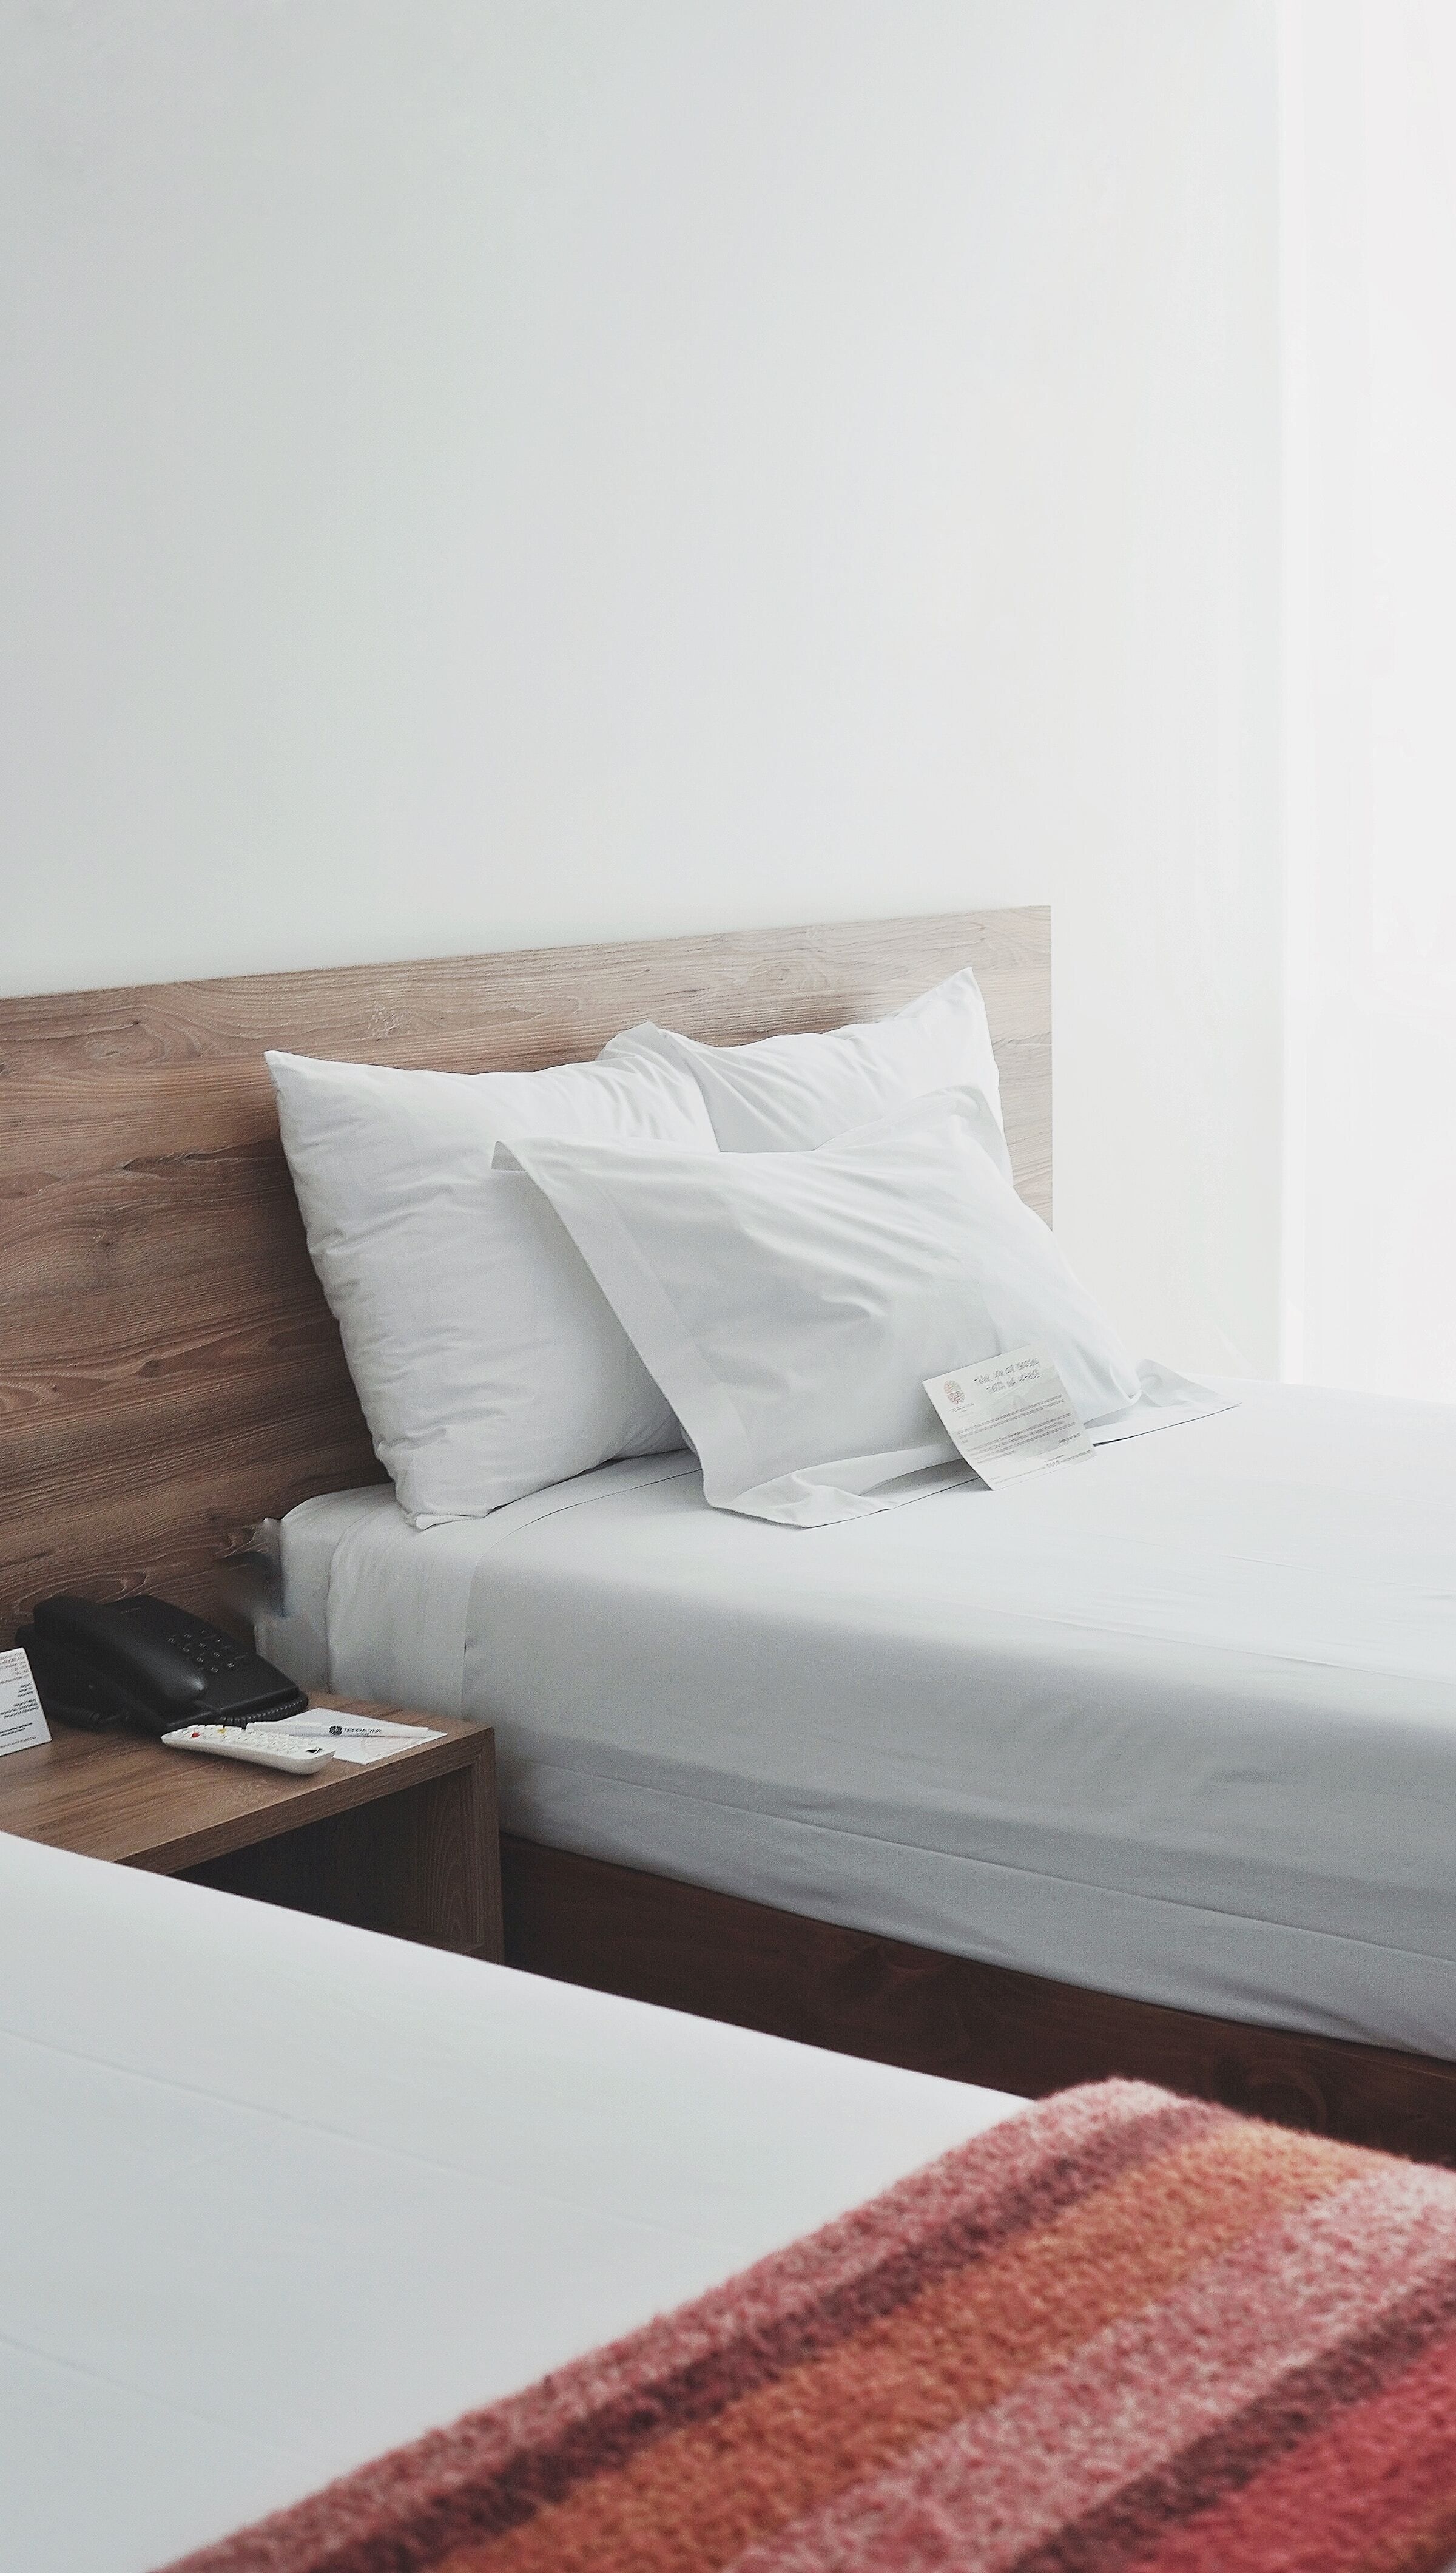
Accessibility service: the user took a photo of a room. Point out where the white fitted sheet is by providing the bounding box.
[0,1833,1016,2573]
[268,1381,1456,2060]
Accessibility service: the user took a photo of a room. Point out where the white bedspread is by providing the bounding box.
[269,1381,1456,2058]
[0,1836,1016,2572]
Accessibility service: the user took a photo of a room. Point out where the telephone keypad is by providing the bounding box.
[164,1629,246,1675]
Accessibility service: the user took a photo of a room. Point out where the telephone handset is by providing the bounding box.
[16,1594,307,1736]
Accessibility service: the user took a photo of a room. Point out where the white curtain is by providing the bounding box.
[1281,0,1456,1398]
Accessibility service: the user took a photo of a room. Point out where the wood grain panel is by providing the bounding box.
[500,1837,1456,2168]
[0,909,1050,1631]
[0,1694,484,1866]
[0,1691,502,1959]
[187,1760,498,1956]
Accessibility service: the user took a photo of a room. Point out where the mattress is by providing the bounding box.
[0,1834,1016,2573]
[267,1381,1456,2060]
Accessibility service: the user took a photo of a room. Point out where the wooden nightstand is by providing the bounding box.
[0,1693,503,1959]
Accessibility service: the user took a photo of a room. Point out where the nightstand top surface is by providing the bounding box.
[0,1693,488,1875]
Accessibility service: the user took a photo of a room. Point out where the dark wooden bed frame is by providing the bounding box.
[6,906,1455,2163]
[500,1839,1456,2167]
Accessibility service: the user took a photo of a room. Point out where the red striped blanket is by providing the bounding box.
[169,2079,1456,2573]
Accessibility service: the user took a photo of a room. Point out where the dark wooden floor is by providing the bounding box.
[502,1835,1456,2168]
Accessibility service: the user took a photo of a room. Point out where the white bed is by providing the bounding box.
[265,1379,1456,2062]
[0,1832,1017,2573]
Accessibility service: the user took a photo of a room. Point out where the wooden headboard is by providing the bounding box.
[0,907,1050,1632]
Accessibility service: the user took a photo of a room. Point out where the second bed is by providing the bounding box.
[265,1378,1456,2066]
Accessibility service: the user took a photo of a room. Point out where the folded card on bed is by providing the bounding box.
[923,1346,1093,1486]
[505,1090,1224,1527]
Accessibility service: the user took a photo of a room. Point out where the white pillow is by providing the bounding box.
[504,1089,1142,1527]
[268,1050,711,1524]
[603,965,1009,1171]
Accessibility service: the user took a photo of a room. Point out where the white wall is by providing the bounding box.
[1,0,1280,1374]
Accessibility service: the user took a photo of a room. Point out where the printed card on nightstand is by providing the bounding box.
[0,1646,51,1757]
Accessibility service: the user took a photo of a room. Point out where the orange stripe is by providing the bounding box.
[434,2122,1365,2573]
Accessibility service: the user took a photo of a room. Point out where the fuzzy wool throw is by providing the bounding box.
[165,2078,1456,2573]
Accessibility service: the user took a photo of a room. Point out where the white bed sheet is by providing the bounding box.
[0,1834,1017,2573]
[267,1381,1456,2059]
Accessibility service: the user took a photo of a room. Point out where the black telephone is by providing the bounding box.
[16,1594,307,1736]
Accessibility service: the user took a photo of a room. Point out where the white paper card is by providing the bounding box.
[923,1344,1093,1487]
[0,1646,51,1758]
[266,1708,445,1765]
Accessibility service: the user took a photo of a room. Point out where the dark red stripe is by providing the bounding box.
[1007,2249,1456,2573]
[185,2092,1224,2573]
[406,2095,1223,2555]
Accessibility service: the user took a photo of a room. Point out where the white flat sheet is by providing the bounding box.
[0,1834,1017,2573]
[268,1381,1456,2058]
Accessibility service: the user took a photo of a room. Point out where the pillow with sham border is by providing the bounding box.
[268,1048,711,1524]
[503,1086,1143,1528]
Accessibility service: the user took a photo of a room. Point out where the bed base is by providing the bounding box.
[500,1835,1456,2168]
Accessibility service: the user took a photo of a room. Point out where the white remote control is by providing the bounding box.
[161,1723,337,1776]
